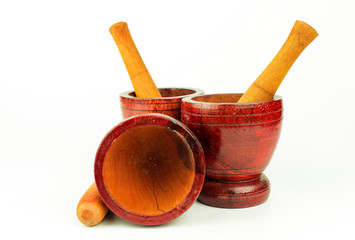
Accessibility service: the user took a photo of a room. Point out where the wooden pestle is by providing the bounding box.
[76,183,108,227]
[238,20,318,103]
[110,21,162,98]
[76,21,162,226]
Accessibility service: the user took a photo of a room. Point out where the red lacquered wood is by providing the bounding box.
[94,113,205,225]
[199,174,270,208]
[181,94,283,208]
[120,88,204,120]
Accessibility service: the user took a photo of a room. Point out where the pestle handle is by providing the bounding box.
[109,21,162,98]
[76,183,108,226]
[237,20,318,103]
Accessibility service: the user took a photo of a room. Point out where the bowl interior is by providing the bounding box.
[102,124,195,216]
[190,94,243,103]
[128,88,197,98]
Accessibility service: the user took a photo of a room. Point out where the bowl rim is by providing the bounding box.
[94,113,205,225]
[182,93,282,106]
[120,87,204,100]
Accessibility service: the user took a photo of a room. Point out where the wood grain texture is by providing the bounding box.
[238,20,318,103]
[76,183,108,226]
[120,88,204,120]
[110,22,162,98]
[181,93,283,208]
[94,113,205,225]
[102,125,195,216]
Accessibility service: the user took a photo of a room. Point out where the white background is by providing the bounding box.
[1,0,354,239]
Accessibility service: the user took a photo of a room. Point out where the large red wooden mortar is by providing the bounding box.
[181,94,283,208]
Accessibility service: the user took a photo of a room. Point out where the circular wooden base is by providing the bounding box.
[198,174,270,208]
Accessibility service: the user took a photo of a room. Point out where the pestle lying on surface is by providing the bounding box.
[238,20,318,103]
[76,21,162,226]
[76,183,108,226]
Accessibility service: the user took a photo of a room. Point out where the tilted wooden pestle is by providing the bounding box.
[110,22,162,98]
[238,20,318,103]
[76,21,162,226]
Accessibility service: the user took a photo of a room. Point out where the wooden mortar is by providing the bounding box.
[94,113,205,225]
[182,94,283,208]
[180,20,317,208]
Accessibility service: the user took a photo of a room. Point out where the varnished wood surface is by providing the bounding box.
[181,94,283,208]
[199,174,270,208]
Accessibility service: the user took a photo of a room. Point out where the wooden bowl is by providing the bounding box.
[94,113,205,225]
[181,94,283,208]
[120,87,204,120]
